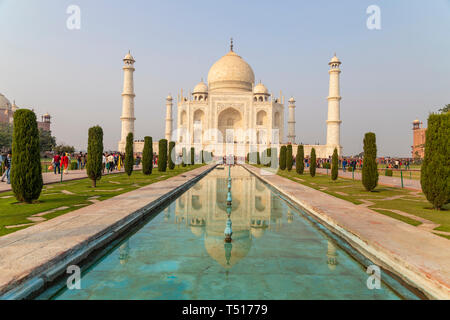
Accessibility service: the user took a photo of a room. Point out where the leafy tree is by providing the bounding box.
[125,132,134,176]
[331,148,339,181]
[190,147,195,165]
[362,132,379,191]
[279,146,287,170]
[86,126,103,187]
[168,141,176,170]
[438,104,449,114]
[286,145,293,171]
[296,145,304,174]
[158,139,168,172]
[39,129,56,152]
[310,148,317,177]
[54,144,75,154]
[421,113,450,209]
[0,123,13,151]
[11,109,43,203]
[142,136,152,175]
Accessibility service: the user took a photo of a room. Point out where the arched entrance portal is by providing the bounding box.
[218,108,243,157]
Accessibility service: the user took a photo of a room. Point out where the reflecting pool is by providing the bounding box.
[46,166,416,300]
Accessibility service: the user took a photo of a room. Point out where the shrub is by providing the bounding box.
[86,126,103,187]
[286,145,293,171]
[158,139,168,172]
[190,147,195,165]
[11,109,43,203]
[279,146,287,170]
[168,141,176,170]
[310,148,317,177]
[362,132,379,191]
[142,136,153,175]
[124,132,134,177]
[296,145,304,175]
[331,148,339,181]
[385,169,393,177]
[70,161,78,171]
[421,113,450,209]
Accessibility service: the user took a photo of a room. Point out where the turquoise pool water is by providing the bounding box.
[45,166,417,300]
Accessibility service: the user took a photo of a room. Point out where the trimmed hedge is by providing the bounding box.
[310,148,316,177]
[420,112,450,209]
[142,136,153,175]
[125,132,134,177]
[158,139,168,172]
[279,146,287,170]
[362,132,379,192]
[11,109,43,203]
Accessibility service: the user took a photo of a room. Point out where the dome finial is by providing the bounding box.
[230,37,234,52]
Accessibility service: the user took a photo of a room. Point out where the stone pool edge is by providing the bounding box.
[242,164,450,300]
[0,164,216,300]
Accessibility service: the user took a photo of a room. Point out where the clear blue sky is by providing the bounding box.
[0,0,449,156]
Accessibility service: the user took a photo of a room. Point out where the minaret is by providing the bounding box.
[119,51,136,152]
[287,97,296,144]
[165,95,173,141]
[326,54,342,155]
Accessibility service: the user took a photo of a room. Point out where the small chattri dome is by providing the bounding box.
[253,82,268,95]
[193,81,208,94]
[123,51,135,62]
[166,94,173,101]
[288,97,296,103]
[329,54,341,65]
[413,119,420,124]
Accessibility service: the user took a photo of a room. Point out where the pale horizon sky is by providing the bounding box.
[0,0,449,157]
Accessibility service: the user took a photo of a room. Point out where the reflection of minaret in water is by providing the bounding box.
[287,209,294,223]
[327,240,338,271]
[224,242,232,266]
[164,207,170,222]
[224,165,233,243]
[119,240,130,265]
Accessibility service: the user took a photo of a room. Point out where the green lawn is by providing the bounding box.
[0,164,204,237]
[253,165,449,238]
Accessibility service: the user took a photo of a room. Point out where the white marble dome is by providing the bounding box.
[0,93,12,110]
[193,81,208,94]
[253,82,268,95]
[207,50,255,92]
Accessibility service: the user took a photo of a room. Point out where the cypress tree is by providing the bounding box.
[296,145,304,175]
[246,152,250,164]
[257,151,261,165]
[310,148,317,177]
[286,145,293,171]
[421,113,450,209]
[168,141,176,170]
[190,147,195,165]
[279,146,287,170]
[11,109,43,203]
[142,136,152,175]
[124,132,134,177]
[267,148,272,167]
[158,139,168,172]
[331,148,339,181]
[86,125,103,188]
[362,132,379,191]
[181,147,187,167]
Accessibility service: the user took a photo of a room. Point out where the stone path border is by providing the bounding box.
[0,164,215,299]
[243,164,450,300]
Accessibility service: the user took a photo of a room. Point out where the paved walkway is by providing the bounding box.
[316,168,422,191]
[0,166,143,193]
[244,165,450,300]
[0,164,214,299]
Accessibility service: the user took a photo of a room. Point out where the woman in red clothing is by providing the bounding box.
[61,153,69,174]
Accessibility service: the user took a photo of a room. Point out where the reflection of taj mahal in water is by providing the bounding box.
[117,166,338,271]
[119,40,343,158]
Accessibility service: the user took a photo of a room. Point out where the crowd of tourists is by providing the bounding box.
[0,152,12,184]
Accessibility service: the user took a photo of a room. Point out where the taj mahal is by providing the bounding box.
[118,40,343,159]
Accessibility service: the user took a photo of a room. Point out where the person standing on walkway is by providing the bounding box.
[53,153,61,175]
[61,153,69,174]
[1,153,12,184]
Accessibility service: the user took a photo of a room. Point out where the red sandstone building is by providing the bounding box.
[412,119,426,159]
